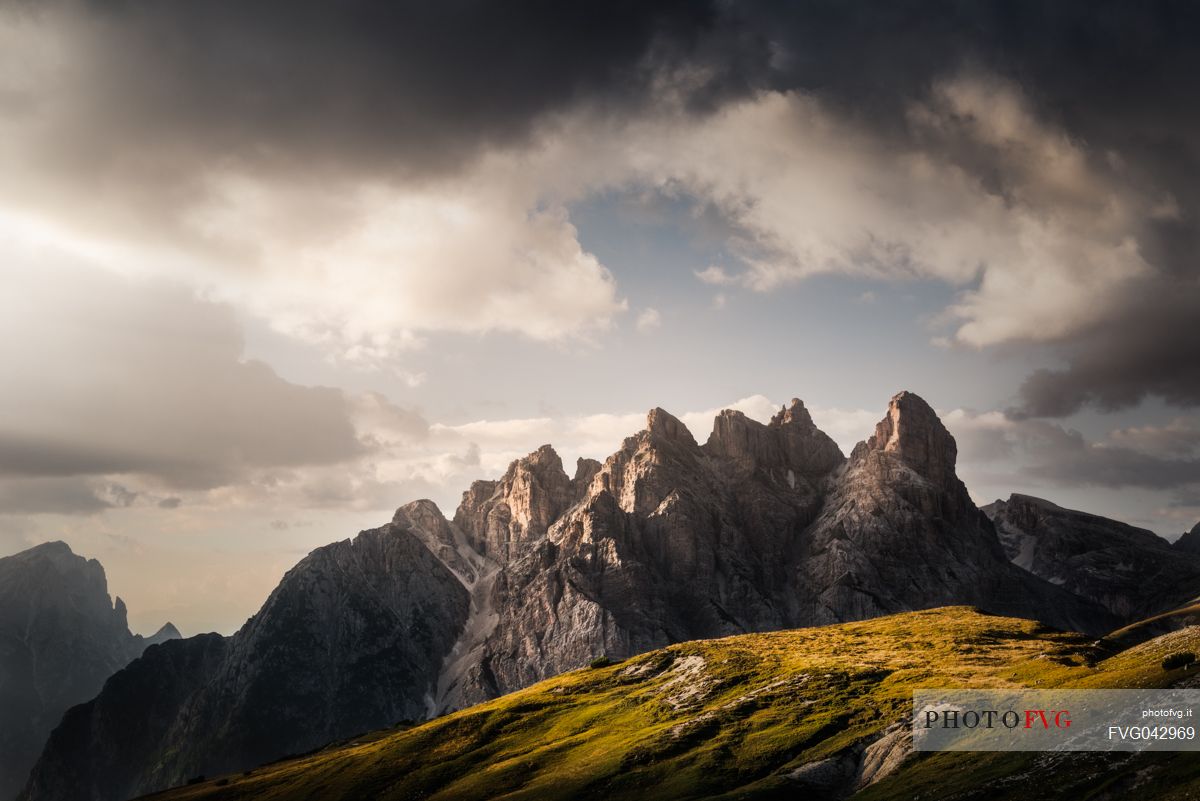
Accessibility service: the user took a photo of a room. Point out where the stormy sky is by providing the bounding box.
[2,0,1198,634]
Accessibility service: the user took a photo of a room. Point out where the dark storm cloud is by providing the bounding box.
[16,0,740,179]
[1013,284,1200,418]
[0,433,157,478]
[739,0,1200,182]
[38,0,1196,169]
[949,410,1200,512]
[7,0,1197,419]
[0,0,770,280]
[737,0,1200,418]
[1021,421,1200,490]
[1169,489,1200,512]
[14,0,1199,215]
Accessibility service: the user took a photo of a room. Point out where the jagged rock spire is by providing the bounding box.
[860,390,957,487]
[645,407,697,446]
[705,397,843,477]
[453,443,579,560]
[769,397,814,428]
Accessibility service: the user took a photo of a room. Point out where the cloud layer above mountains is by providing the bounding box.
[3,0,1198,630]
[2,0,1196,409]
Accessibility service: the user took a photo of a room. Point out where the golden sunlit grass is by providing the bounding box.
[146,607,1200,801]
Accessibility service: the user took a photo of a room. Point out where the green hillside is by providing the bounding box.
[147,608,1200,801]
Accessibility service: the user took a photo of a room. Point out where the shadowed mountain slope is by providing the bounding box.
[142,608,1200,801]
[0,543,177,801]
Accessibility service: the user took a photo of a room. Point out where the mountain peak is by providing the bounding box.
[394,498,446,523]
[645,407,697,446]
[769,397,814,428]
[1174,521,1200,554]
[454,443,574,560]
[18,540,79,569]
[513,444,569,487]
[0,542,170,800]
[1006,493,1063,510]
[501,444,569,489]
[703,399,843,479]
[145,622,183,648]
[861,390,956,485]
[30,540,74,555]
[704,409,772,468]
[573,456,601,487]
[154,622,182,639]
[524,443,562,468]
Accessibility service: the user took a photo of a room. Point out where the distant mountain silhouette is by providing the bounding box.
[0,542,177,800]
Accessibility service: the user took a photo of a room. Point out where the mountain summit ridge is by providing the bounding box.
[859,390,957,487]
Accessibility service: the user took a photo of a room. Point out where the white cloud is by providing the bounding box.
[694,265,735,285]
[637,80,1151,348]
[188,172,626,361]
[470,75,1154,355]
[635,307,662,333]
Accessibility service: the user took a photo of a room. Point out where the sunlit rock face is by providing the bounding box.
[454,444,585,562]
[447,392,1111,707]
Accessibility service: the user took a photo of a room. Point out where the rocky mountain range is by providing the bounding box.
[0,542,178,801]
[441,392,1108,710]
[984,494,1200,621]
[17,391,1198,801]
